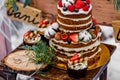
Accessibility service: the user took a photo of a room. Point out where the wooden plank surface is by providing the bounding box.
[6,2,42,27]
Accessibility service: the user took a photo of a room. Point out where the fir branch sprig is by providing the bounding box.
[24,41,55,65]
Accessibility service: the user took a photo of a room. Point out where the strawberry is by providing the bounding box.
[24,31,30,38]
[75,0,85,9]
[83,5,89,11]
[86,0,90,4]
[92,18,97,25]
[55,32,61,40]
[61,33,68,41]
[58,1,63,7]
[94,29,97,36]
[70,54,80,61]
[42,19,49,24]
[69,33,78,43]
[67,5,75,12]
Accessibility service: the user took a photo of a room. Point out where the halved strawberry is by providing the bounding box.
[75,0,85,9]
[24,31,30,38]
[69,33,78,43]
[61,33,68,41]
[70,54,80,61]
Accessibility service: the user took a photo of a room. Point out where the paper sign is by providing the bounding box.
[112,21,120,43]
[6,2,42,27]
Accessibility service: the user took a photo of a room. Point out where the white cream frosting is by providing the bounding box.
[44,23,59,39]
[62,0,75,7]
[49,39,100,52]
[56,48,101,62]
[58,14,92,21]
[51,32,99,45]
[68,60,88,70]
[52,46,98,57]
[57,19,92,27]
[57,4,92,15]
[79,30,92,42]
[59,23,92,33]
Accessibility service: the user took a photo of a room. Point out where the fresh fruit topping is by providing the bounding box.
[94,29,97,35]
[67,38,72,44]
[42,19,49,24]
[69,33,78,43]
[75,0,85,9]
[74,8,79,12]
[92,18,97,25]
[61,33,68,41]
[89,29,97,38]
[55,32,61,40]
[58,1,63,7]
[91,25,96,29]
[83,5,89,11]
[67,5,75,12]
[63,7,67,11]
[86,0,90,4]
[24,31,30,38]
[70,54,80,61]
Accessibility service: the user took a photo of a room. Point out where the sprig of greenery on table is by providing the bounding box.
[20,41,55,65]
[5,0,31,12]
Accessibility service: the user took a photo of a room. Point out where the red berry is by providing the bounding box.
[67,5,75,12]
[70,54,80,61]
[83,5,89,11]
[42,19,49,24]
[39,19,49,26]
[61,33,68,41]
[86,0,90,4]
[75,1,85,9]
[94,30,97,35]
[55,32,61,40]
[24,31,30,38]
[69,34,78,43]
[58,1,63,7]
[92,18,97,25]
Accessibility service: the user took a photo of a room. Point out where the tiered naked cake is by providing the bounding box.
[46,0,101,68]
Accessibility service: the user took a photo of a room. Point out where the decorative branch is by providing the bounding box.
[5,0,31,12]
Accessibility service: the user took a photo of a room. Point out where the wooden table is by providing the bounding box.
[33,43,116,80]
[0,43,116,80]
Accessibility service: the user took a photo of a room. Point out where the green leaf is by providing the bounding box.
[23,0,31,8]
[12,0,17,12]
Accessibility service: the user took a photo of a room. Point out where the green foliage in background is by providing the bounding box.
[5,0,31,12]
[109,0,120,10]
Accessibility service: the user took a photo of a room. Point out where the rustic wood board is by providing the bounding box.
[6,2,42,27]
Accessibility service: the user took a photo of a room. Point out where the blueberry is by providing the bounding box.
[63,7,67,11]
[74,8,79,12]
[67,39,71,44]
[91,25,96,29]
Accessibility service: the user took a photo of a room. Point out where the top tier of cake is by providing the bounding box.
[57,0,92,33]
